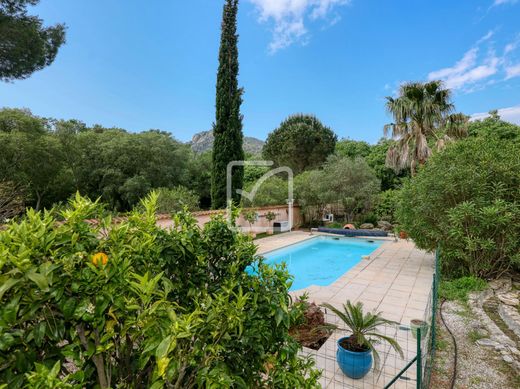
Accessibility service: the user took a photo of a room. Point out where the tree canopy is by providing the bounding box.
[295,155,379,224]
[335,138,409,191]
[468,110,520,141]
[0,0,66,81]
[0,108,208,212]
[335,139,371,159]
[263,114,337,175]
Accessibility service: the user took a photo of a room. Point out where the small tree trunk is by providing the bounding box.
[77,325,109,388]
[35,192,42,211]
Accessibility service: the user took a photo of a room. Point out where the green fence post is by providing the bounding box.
[432,247,440,357]
[431,272,437,353]
[417,327,422,389]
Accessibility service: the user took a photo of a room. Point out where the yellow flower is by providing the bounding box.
[91,252,108,267]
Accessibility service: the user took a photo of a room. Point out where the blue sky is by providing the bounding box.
[1,0,519,144]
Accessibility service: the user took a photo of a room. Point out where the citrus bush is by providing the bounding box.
[0,193,319,388]
[397,137,520,278]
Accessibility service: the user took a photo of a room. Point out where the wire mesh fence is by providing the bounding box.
[304,250,439,389]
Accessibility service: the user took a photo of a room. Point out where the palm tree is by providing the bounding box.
[384,81,468,175]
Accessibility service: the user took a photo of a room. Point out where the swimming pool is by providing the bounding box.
[262,236,383,291]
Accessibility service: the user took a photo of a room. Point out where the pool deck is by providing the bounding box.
[255,231,435,388]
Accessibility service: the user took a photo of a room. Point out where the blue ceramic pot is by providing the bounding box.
[336,336,373,379]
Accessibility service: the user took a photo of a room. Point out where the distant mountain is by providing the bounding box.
[189,130,264,155]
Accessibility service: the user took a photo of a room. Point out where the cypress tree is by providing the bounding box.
[211,0,244,209]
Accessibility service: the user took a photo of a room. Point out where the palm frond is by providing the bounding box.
[322,300,404,365]
[384,80,457,172]
[445,113,469,138]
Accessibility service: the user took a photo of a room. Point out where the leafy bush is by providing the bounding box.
[325,221,344,229]
[468,110,520,141]
[397,137,520,277]
[359,212,378,226]
[241,176,289,207]
[439,276,487,302]
[0,193,319,388]
[375,189,401,224]
[154,186,200,213]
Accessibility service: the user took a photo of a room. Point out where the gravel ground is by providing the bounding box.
[430,300,518,389]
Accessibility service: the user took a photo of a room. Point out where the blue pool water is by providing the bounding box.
[263,236,383,291]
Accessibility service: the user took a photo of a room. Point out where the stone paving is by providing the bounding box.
[255,231,435,388]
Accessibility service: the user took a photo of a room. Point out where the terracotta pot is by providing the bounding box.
[399,231,408,239]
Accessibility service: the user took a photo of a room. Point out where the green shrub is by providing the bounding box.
[0,193,319,388]
[241,176,289,207]
[397,137,520,277]
[325,221,344,229]
[439,276,487,302]
[359,212,378,226]
[153,186,200,213]
[375,189,401,224]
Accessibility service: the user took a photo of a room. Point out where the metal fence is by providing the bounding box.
[307,249,440,389]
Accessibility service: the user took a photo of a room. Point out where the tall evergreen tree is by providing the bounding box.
[211,0,244,209]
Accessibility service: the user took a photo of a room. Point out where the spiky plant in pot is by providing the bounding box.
[322,300,404,378]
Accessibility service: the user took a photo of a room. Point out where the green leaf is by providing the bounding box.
[0,278,20,300]
[275,308,284,326]
[149,381,164,389]
[155,335,171,359]
[33,321,46,347]
[2,294,20,324]
[26,271,48,291]
[62,297,76,319]
[49,360,61,378]
[0,333,15,351]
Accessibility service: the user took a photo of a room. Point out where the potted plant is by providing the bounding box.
[265,211,276,235]
[322,301,403,379]
[394,225,408,239]
[243,209,257,238]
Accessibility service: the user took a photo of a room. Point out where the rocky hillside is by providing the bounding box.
[190,130,264,155]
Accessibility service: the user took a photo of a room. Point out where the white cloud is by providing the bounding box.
[249,0,350,53]
[505,63,520,79]
[471,105,520,125]
[427,47,500,90]
[476,30,494,44]
[427,32,520,92]
[492,0,518,6]
[504,35,520,54]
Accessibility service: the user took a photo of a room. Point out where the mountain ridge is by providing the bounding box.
[189,130,264,155]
